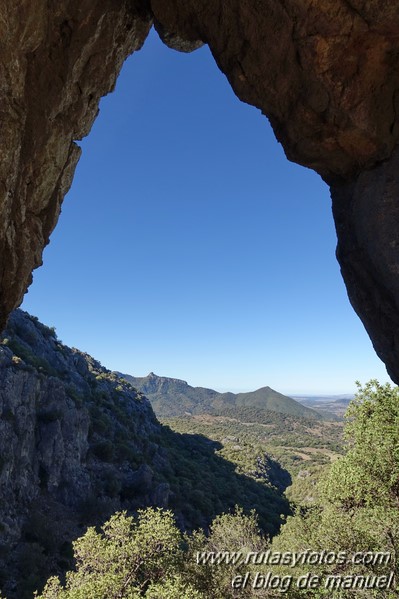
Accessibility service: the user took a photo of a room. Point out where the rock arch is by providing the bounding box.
[1,1,399,380]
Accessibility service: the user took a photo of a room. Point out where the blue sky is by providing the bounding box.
[21,28,390,394]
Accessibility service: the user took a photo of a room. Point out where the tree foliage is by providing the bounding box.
[35,508,187,599]
[321,380,399,508]
[271,380,399,598]
[35,506,271,599]
[34,380,399,599]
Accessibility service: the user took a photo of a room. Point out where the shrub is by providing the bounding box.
[7,338,59,377]
[66,386,83,407]
[91,440,114,462]
[36,509,185,599]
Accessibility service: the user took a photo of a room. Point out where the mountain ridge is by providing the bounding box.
[118,372,329,421]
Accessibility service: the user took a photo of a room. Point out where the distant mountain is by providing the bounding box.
[218,387,319,418]
[118,372,328,420]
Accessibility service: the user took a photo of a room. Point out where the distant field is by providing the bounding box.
[161,409,344,508]
[293,394,353,417]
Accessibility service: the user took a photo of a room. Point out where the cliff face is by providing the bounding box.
[1,2,399,379]
[0,0,151,332]
[0,310,169,596]
[0,310,289,597]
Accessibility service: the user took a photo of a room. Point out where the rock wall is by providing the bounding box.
[0,310,290,596]
[0,0,151,330]
[0,309,168,596]
[332,147,399,383]
[1,1,399,379]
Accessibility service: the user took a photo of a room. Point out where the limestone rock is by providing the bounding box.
[0,310,291,596]
[0,0,152,329]
[0,309,165,596]
[331,146,399,383]
[150,0,399,178]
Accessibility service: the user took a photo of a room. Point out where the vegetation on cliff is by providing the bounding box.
[0,310,289,598]
[34,381,399,598]
[1,311,396,598]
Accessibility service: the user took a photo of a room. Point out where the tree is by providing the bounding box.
[321,380,399,508]
[270,380,399,598]
[36,505,269,599]
[35,508,192,599]
[184,506,269,599]
[36,381,399,599]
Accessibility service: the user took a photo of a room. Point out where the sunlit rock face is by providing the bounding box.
[1,1,399,379]
[152,0,399,179]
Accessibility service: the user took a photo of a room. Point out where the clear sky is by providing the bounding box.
[21,28,390,395]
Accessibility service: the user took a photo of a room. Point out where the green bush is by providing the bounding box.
[7,338,59,377]
[115,441,139,464]
[36,506,272,599]
[36,509,186,599]
[270,380,399,598]
[91,440,114,462]
[66,386,83,407]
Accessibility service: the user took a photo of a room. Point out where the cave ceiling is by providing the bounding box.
[1,1,399,381]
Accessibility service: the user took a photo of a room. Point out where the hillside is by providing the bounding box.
[120,372,326,420]
[162,409,343,507]
[120,373,344,508]
[0,310,290,598]
[120,372,219,417]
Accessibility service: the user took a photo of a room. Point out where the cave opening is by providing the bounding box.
[20,27,389,395]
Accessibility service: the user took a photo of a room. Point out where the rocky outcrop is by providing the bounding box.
[0,310,290,596]
[332,147,399,383]
[0,310,168,596]
[1,2,399,379]
[151,1,399,179]
[0,1,152,331]
[252,455,292,494]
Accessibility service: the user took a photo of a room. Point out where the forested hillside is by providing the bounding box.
[121,372,327,420]
[161,407,343,507]
[2,311,394,599]
[0,311,290,598]
[35,381,399,598]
